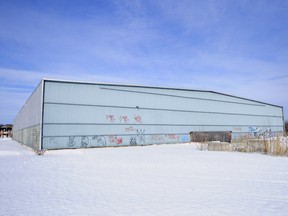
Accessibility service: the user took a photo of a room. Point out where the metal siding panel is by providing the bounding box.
[41,80,284,149]
[43,103,283,126]
[44,82,283,117]
[14,82,42,130]
[13,81,43,150]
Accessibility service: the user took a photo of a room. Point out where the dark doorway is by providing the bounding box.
[190,131,232,143]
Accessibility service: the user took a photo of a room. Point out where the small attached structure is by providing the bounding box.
[0,124,13,138]
[13,79,285,151]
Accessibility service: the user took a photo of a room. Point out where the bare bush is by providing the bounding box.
[251,135,288,156]
[213,134,288,156]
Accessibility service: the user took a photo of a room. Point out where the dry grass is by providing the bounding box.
[235,133,288,156]
[196,142,208,151]
[269,135,288,156]
[204,133,288,157]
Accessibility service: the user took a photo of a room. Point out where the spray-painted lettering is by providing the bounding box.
[165,134,178,140]
[150,135,165,142]
[134,115,142,124]
[109,135,123,144]
[125,127,135,132]
[119,116,129,124]
[106,115,116,123]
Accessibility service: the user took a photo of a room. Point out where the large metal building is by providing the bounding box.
[13,78,285,151]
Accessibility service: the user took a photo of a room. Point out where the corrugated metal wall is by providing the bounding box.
[42,80,284,149]
[13,81,43,150]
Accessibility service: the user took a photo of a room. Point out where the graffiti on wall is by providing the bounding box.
[119,116,129,124]
[149,135,165,142]
[125,127,135,132]
[165,134,180,141]
[104,114,191,145]
[65,135,107,148]
[180,135,190,142]
[148,134,189,143]
[67,136,76,147]
[81,136,90,148]
[91,135,106,147]
[133,115,142,124]
[109,135,123,144]
[106,114,143,124]
[248,127,274,138]
[137,129,145,144]
[106,115,116,123]
[130,136,137,145]
[53,133,189,148]
[50,112,194,148]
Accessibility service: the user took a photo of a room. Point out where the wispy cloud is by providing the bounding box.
[0,0,288,122]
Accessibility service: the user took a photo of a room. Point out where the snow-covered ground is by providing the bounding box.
[1,138,288,216]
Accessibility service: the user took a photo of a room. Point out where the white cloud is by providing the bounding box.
[0,0,287,121]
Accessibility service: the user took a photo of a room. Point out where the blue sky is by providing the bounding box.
[0,0,288,124]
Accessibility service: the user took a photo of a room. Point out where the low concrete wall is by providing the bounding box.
[207,142,232,151]
[207,138,288,156]
[207,141,263,152]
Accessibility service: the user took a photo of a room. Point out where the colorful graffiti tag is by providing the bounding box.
[149,135,165,142]
[119,116,129,124]
[133,115,142,124]
[109,135,123,144]
[165,134,179,141]
[106,115,116,123]
[106,114,143,124]
[248,127,274,138]
[180,135,190,142]
[125,127,135,132]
